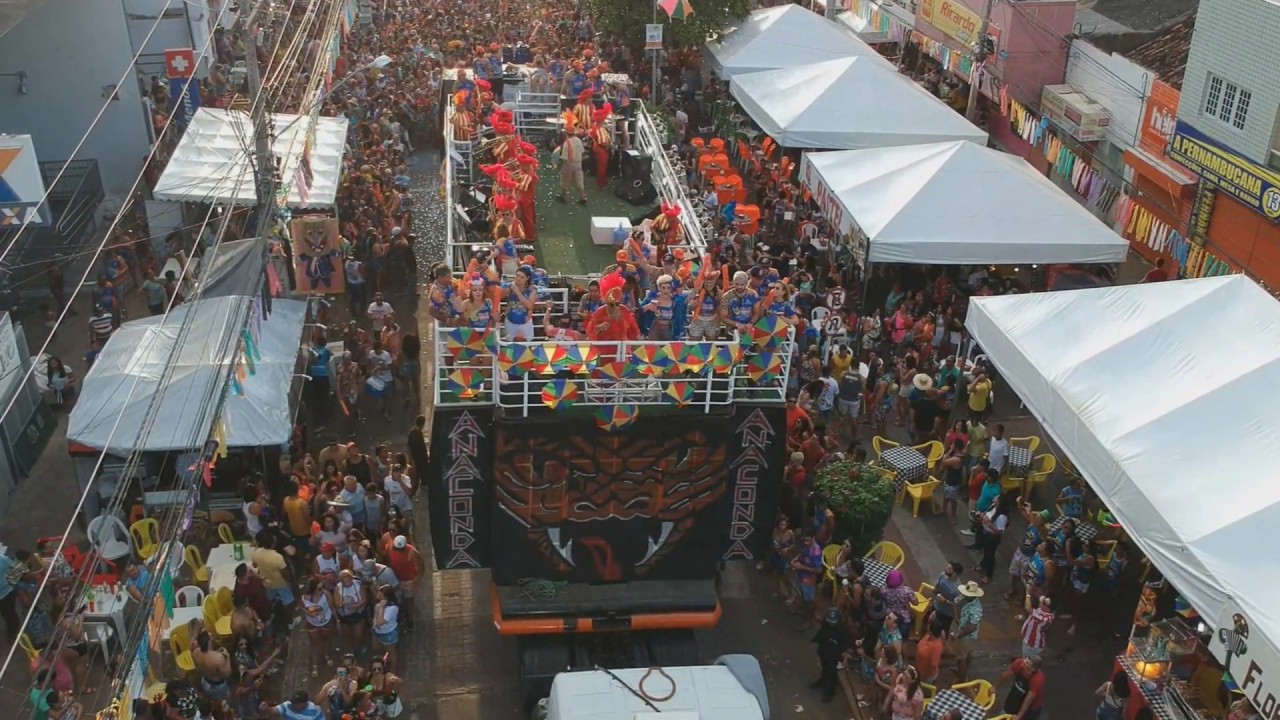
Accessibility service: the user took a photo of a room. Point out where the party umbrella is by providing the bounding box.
[562,343,601,374]
[541,379,580,409]
[631,344,675,377]
[658,0,694,21]
[747,315,789,349]
[595,403,640,431]
[708,343,744,374]
[533,343,569,374]
[447,368,485,397]
[674,343,712,374]
[443,327,489,362]
[497,344,536,376]
[664,380,695,407]
[746,352,783,382]
[593,359,632,381]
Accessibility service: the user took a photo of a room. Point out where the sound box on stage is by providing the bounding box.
[615,176,657,205]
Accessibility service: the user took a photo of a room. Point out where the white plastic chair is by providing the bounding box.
[86,515,133,563]
[83,621,114,665]
[175,585,205,608]
[810,306,831,325]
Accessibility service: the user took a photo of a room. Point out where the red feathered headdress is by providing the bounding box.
[519,141,537,154]
[591,109,609,124]
[662,203,682,219]
[493,195,517,212]
[493,121,515,135]
[475,78,492,91]
[516,154,537,167]
[577,89,593,104]
[480,163,504,178]
[497,173,517,191]
[494,109,514,123]
[599,271,626,301]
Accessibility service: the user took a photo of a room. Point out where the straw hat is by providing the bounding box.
[912,373,934,391]
[958,581,985,598]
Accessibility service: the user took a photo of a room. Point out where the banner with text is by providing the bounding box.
[1210,601,1280,719]
[1168,121,1280,221]
[917,0,983,46]
[426,407,494,570]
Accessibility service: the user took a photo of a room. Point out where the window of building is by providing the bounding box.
[1203,73,1251,131]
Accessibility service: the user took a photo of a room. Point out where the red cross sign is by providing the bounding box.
[164,49,196,79]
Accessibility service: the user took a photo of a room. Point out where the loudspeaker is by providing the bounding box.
[620,150,652,182]
[615,176,657,205]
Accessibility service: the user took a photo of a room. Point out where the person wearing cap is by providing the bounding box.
[553,127,587,204]
[385,536,424,632]
[995,653,1046,719]
[810,606,852,703]
[590,104,613,188]
[514,155,539,240]
[719,271,759,335]
[262,690,325,719]
[952,580,985,681]
[587,273,640,342]
[909,373,943,443]
[313,540,349,591]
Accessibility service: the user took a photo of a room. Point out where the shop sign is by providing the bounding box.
[1210,601,1280,719]
[644,24,663,51]
[798,155,852,237]
[917,0,983,46]
[1169,121,1280,220]
[0,135,49,227]
[1138,79,1179,157]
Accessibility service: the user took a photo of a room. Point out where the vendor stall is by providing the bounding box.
[152,107,349,209]
[966,276,1280,719]
[729,58,987,150]
[798,140,1127,265]
[705,4,892,78]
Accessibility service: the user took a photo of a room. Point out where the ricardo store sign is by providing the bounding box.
[918,0,983,46]
[1169,121,1280,220]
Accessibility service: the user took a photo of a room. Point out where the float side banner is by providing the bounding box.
[1210,601,1280,718]
[722,404,786,562]
[427,407,494,570]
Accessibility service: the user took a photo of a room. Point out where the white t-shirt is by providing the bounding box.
[368,350,393,381]
[988,437,1009,472]
[384,474,413,513]
[818,377,839,411]
[367,301,394,330]
[375,603,399,634]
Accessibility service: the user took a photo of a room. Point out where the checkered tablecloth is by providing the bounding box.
[1007,445,1033,477]
[1118,658,1186,720]
[861,559,895,588]
[879,445,928,492]
[1049,515,1099,542]
[925,689,988,720]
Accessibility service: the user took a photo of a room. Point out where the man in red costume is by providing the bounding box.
[515,154,539,241]
[651,202,684,251]
[491,193,526,243]
[572,89,594,131]
[587,273,639,341]
[590,106,613,189]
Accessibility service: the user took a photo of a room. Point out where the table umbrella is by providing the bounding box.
[658,0,694,20]
[631,344,675,377]
[497,343,536,376]
[541,378,580,409]
[664,380,695,407]
[747,315,789,350]
[674,342,712,374]
[562,343,600,374]
[746,352,783,381]
[595,403,640,431]
[533,343,570,375]
[708,343,744,374]
[447,368,485,397]
[593,359,631,381]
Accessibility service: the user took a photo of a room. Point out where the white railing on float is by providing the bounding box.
[431,325,795,413]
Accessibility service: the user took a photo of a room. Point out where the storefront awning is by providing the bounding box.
[836,11,890,43]
[966,276,1280,655]
[153,108,349,209]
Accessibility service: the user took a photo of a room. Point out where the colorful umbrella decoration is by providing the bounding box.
[497,343,537,376]
[746,352,784,382]
[541,378,580,409]
[674,343,712,374]
[443,327,491,362]
[533,343,569,374]
[658,0,694,21]
[595,403,640,431]
[631,343,676,377]
[562,343,600,374]
[708,343,745,374]
[593,359,631,381]
[447,368,485,398]
[664,380,695,407]
[747,315,790,350]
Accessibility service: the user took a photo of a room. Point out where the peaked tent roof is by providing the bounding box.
[729,57,987,150]
[705,5,890,78]
[799,141,1127,264]
[965,275,1280,655]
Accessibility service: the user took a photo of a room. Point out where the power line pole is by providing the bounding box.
[241,0,276,228]
[965,0,996,122]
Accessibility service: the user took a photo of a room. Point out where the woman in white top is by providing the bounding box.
[333,569,368,656]
[241,484,265,538]
[313,541,348,590]
[372,584,401,672]
[986,423,1009,476]
[301,578,335,676]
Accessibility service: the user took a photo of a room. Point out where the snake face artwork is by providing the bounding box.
[493,430,727,582]
[290,217,343,292]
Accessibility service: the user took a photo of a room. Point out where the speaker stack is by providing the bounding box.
[614,149,657,206]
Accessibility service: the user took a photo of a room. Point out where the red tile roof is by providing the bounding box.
[1125,13,1196,90]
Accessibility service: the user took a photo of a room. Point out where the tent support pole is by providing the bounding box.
[854,260,873,360]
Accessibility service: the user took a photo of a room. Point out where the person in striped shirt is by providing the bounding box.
[1020,594,1055,659]
[88,305,114,345]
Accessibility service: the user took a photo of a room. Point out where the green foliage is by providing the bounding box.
[813,461,896,555]
[588,0,753,52]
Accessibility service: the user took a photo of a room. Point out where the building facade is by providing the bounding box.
[1172,0,1280,288]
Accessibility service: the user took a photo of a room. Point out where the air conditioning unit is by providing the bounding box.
[1040,84,1111,142]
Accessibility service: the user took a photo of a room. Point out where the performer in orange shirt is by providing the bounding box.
[587,274,640,342]
[651,202,684,251]
[515,154,539,241]
[572,89,594,131]
[590,105,613,189]
[450,91,475,141]
[491,193,526,243]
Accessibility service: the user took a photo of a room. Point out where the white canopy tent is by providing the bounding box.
[68,296,306,455]
[730,58,987,150]
[798,141,1128,264]
[153,108,348,209]
[705,4,890,78]
[965,276,1280,660]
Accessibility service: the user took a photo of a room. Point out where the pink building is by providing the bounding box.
[912,0,1074,104]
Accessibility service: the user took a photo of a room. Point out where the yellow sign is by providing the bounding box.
[1169,121,1280,219]
[917,0,983,46]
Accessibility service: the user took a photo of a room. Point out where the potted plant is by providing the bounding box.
[813,460,895,555]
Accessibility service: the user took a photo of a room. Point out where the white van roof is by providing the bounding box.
[548,666,766,720]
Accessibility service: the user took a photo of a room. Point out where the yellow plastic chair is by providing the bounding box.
[1095,539,1118,567]
[168,622,196,672]
[909,582,935,638]
[871,435,900,462]
[904,475,941,518]
[18,633,39,663]
[865,541,905,569]
[204,592,233,639]
[821,544,843,602]
[912,440,945,473]
[952,679,997,711]
[1022,454,1057,499]
[183,545,211,585]
[921,682,938,710]
[130,518,161,560]
[990,715,1017,720]
[1010,435,1041,453]
[1000,470,1025,495]
[217,523,236,545]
